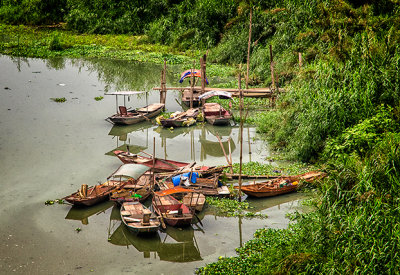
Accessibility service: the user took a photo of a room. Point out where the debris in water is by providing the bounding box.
[4,87,10,90]
[75,228,82,233]
[57,83,66,86]
[50,97,66,103]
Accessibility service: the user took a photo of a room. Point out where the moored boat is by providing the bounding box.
[120,201,160,234]
[113,150,190,172]
[157,108,199,128]
[152,187,195,227]
[202,102,232,126]
[107,102,164,125]
[64,181,122,207]
[236,171,326,198]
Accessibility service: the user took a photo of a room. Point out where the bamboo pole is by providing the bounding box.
[238,66,243,202]
[152,137,156,189]
[246,6,253,90]
[299,52,303,67]
[228,137,233,174]
[270,45,275,90]
[190,61,195,108]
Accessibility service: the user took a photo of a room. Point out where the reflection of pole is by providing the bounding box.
[248,127,252,162]
[228,137,233,174]
[238,215,243,247]
[238,66,243,202]
[152,137,156,189]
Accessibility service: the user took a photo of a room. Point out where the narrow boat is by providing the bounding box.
[236,171,326,198]
[64,163,150,207]
[113,150,190,172]
[120,201,160,234]
[64,181,122,207]
[152,187,195,227]
[157,108,199,128]
[107,102,165,125]
[202,102,232,126]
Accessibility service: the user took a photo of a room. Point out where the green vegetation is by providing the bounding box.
[2,0,400,273]
[225,161,317,177]
[94,96,103,101]
[206,197,267,219]
[50,97,66,103]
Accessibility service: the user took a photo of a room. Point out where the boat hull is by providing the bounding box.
[107,104,164,125]
[240,185,297,198]
[205,116,231,126]
[121,202,160,234]
[152,196,193,227]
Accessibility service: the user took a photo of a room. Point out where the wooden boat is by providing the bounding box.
[110,173,152,204]
[236,171,326,198]
[152,187,195,227]
[160,173,230,198]
[120,201,160,234]
[113,150,190,172]
[157,108,199,128]
[107,103,165,125]
[64,181,123,207]
[183,192,206,212]
[202,103,232,126]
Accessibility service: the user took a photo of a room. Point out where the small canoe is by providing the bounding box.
[113,150,189,172]
[64,180,122,207]
[236,171,326,198]
[120,201,160,234]
[152,188,194,227]
[203,103,232,126]
[107,103,165,125]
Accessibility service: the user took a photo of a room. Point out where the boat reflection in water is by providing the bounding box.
[108,205,203,262]
[105,122,153,157]
[65,201,114,225]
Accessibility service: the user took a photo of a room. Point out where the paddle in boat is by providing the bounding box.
[152,187,196,227]
[120,201,160,234]
[105,90,164,125]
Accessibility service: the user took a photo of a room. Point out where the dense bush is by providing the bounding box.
[199,131,400,274]
[0,0,66,24]
[65,0,168,34]
[147,0,237,50]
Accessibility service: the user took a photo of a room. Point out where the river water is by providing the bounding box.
[0,55,304,274]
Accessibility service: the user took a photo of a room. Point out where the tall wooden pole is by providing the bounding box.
[238,66,243,202]
[270,45,275,90]
[246,6,253,90]
[190,61,195,109]
[152,137,156,189]
[298,52,303,67]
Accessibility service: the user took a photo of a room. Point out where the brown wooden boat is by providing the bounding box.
[107,103,165,125]
[152,187,195,227]
[110,173,152,204]
[64,180,123,207]
[157,108,199,128]
[236,171,326,198]
[202,103,232,126]
[183,192,206,212]
[113,150,190,172]
[120,201,160,234]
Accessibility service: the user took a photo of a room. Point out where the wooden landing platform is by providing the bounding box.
[153,86,284,98]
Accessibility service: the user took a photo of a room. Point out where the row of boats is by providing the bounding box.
[105,91,234,127]
[63,147,325,234]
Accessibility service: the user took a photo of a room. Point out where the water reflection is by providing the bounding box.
[65,201,114,225]
[108,205,203,262]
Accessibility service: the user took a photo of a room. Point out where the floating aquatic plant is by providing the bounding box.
[50,97,66,103]
[94,96,103,101]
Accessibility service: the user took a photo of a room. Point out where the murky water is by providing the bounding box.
[0,55,304,274]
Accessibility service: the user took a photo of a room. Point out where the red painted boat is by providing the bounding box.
[202,103,232,126]
[113,150,190,172]
[152,187,194,227]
